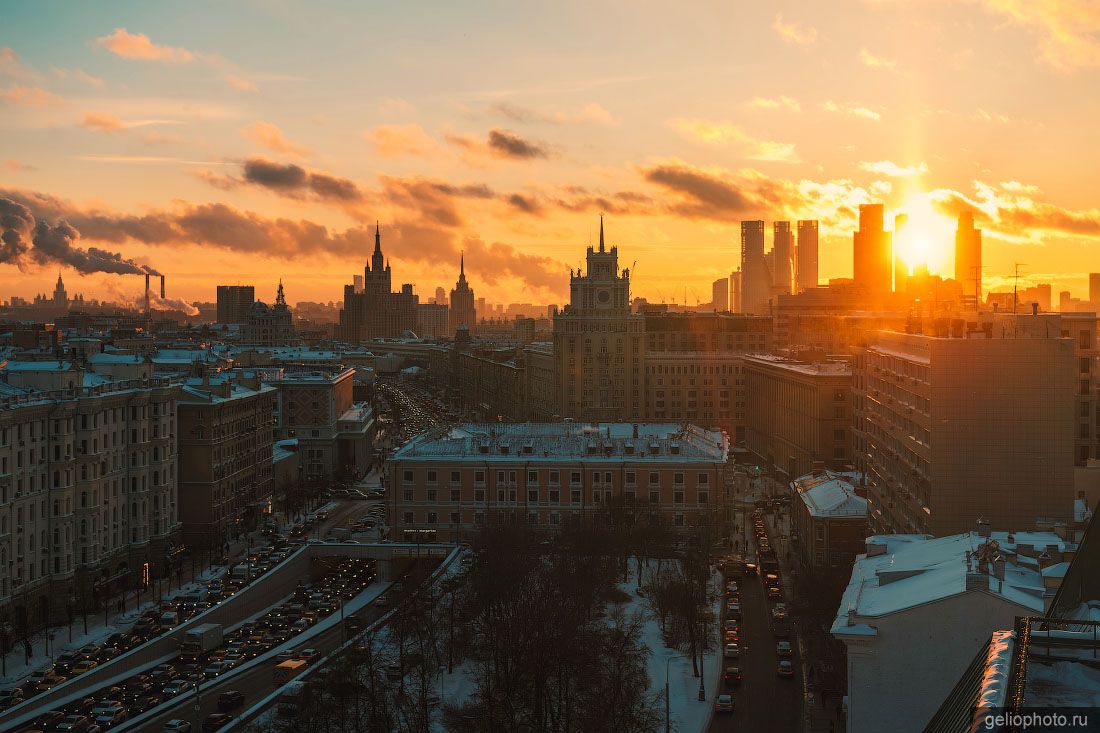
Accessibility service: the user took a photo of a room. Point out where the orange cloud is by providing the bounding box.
[225,75,257,92]
[859,47,897,70]
[363,123,438,158]
[94,28,195,63]
[823,100,881,121]
[669,118,800,163]
[242,121,312,158]
[1,85,61,107]
[82,111,126,133]
[772,14,817,46]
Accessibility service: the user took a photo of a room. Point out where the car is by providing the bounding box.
[298,648,321,663]
[37,673,67,692]
[79,644,103,658]
[72,659,99,674]
[201,713,233,731]
[777,640,793,657]
[164,720,193,733]
[723,630,739,643]
[91,700,123,716]
[374,594,388,607]
[772,608,788,621]
[713,693,734,713]
[33,710,67,728]
[723,643,740,659]
[777,660,795,677]
[204,661,232,678]
[722,666,742,688]
[162,680,194,696]
[276,649,297,662]
[95,709,128,727]
[0,687,25,707]
[217,690,244,711]
[767,587,783,600]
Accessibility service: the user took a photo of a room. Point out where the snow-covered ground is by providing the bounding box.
[617,558,720,733]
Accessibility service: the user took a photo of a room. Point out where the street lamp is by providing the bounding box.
[665,653,687,733]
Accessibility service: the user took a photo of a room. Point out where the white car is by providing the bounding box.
[164,720,192,733]
[723,643,740,659]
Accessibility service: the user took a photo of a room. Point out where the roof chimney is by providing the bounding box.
[1031,302,1038,317]
[977,517,991,538]
[160,275,166,299]
[812,460,826,477]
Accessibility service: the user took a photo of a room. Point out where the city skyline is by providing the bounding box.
[3,2,1100,305]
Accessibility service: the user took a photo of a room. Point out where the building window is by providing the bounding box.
[649,490,660,504]
[475,489,485,502]
[497,489,506,502]
[450,511,460,524]
[450,489,460,503]
[403,489,413,502]
[402,511,413,524]
[698,491,708,504]
[403,469,413,483]
[592,471,602,484]
[475,471,485,484]
[571,489,581,504]
[528,470,538,484]
[427,470,437,484]
[549,470,559,484]
[528,490,538,504]
[549,513,559,526]
[674,491,684,504]
[674,514,685,527]
[474,512,485,525]
[427,512,437,524]
[427,489,437,501]
[497,470,506,484]
[674,473,684,485]
[625,471,636,485]
[549,490,560,503]
[451,471,460,483]
[649,471,659,485]
[570,471,581,485]
[697,473,709,485]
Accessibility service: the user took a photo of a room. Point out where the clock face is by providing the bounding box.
[597,289,610,304]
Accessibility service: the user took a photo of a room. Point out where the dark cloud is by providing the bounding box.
[506,193,543,215]
[552,186,655,216]
[0,196,157,275]
[230,158,366,204]
[242,158,307,190]
[487,129,550,160]
[431,182,496,199]
[643,164,755,220]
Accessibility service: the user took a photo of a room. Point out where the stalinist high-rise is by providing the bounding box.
[553,217,644,421]
[448,253,476,335]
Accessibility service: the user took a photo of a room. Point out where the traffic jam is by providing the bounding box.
[4,547,377,733]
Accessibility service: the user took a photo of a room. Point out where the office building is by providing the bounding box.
[729,270,742,313]
[554,219,645,421]
[389,422,728,542]
[771,221,794,297]
[177,371,276,550]
[743,354,854,479]
[855,329,1075,536]
[712,277,729,311]
[796,220,819,292]
[741,220,771,315]
[416,302,449,338]
[434,286,447,305]
[955,211,982,307]
[353,275,364,294]
[336,224,419,342]
[853,204,892,296]
[216,285,255,324]
[448,253,477,336]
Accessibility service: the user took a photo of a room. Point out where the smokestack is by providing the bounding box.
[160,275,166,299]
[144,273,150,314]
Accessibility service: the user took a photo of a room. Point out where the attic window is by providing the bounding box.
[522,442,534,454]
[670,442,681,455]
[625,443,635,455]
[603,441,614,455]
[499,444,510,455]
[478,443,489,454]
[649,441,660,455]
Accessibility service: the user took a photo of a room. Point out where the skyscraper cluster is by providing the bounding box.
[740,219,820,315]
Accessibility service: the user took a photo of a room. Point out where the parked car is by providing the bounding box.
[723,643,740,659]
[777,660,795,677]
[713,693,734,713]
[777,640,793,657]
[164,720,192,732]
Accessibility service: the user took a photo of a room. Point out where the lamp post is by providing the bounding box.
[665,653,687,733]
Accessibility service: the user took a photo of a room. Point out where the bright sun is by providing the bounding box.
[892,194,956,276]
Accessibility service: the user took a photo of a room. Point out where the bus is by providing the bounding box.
[273,659,308,685]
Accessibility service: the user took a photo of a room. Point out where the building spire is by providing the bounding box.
[374,220,381,255]
[460,250,465,276]
[276,279,286,306]
[599,215,605,252]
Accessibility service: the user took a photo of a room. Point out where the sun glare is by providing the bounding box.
[892,194,956,276]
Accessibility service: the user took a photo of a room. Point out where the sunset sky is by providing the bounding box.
[2,1,1099,308]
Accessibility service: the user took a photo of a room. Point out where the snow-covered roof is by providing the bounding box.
[393,422,729,464]
[1075,498,1093,524]
[792,470,866,519]
[832,531,1065,637]
[1025,659,1100,707]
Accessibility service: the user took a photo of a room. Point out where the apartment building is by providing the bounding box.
[743,354,854,480]
[789,468,866,573]
[388,422,728,542]
[177,371,276,550]
[855,329,1075,536]
[0,358,181,632]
